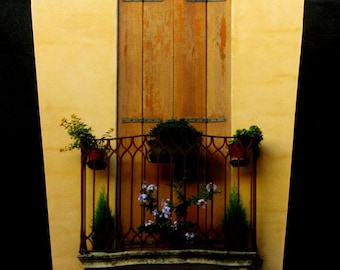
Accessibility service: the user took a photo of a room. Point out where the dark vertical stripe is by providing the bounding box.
[0,1,52,268]
[283,0,340,269]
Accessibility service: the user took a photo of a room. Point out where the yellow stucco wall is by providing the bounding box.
[232,1,304,269]
[32,1,304,270]
[32,1,117,270]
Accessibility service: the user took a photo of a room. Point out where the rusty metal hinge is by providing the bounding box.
[123,0,162,2]
[123,0,225,2]
[122,117,226,123]
[187,0,226,2]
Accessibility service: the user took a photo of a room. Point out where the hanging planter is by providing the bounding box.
[146,145,172,163]
[228,142,250,167]
[146,118,203,181]
[146,118,202,162]
[59,114,114,170]
[228,125,263,167]
[86,148,107,170]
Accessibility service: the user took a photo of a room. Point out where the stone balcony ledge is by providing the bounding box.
[78,249,263,269]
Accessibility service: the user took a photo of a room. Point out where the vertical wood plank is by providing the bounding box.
[143,0,174,133]
[207,1,231,136]
[118,0,143,137]
[206,1,231,228]
[173,1,207,126]
[117,1,144,242]
[173,1,208,229]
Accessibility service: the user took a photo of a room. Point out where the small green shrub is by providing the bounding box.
[222,186,250,251]
[90,189,116,251]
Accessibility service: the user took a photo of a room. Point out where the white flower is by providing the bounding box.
[161,199,171,218]
[145,220,154,226]
[197,198,207,208]
[147,184,157,191]
[152,209,158,217]
[138,193,147,203]
[185,232,195,240]
[206,182,217,192]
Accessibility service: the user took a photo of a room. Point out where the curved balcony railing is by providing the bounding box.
[78,134,258,254]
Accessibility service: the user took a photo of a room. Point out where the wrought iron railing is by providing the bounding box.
[79,135,257,254]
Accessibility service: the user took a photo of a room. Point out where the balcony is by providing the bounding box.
[77,135,262,269]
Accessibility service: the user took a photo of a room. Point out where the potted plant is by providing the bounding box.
[60,114,114,170]
[221,186,250,251]
[228,125,263,167]
[146,118,203,180]
[90,189,116,251]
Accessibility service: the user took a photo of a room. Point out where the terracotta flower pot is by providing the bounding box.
[228,143,249,167]
[86,148,107,170]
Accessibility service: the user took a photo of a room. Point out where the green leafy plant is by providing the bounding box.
[137,177,220,247]
[147,118,203,150]
[60,114,113,152]
[229,125,263,162]
[230,125,263,146]
[221,186,250,251]
[90,189,116,251]
[146,119,203,179]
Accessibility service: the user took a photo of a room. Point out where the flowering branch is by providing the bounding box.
[137,178,220,244]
